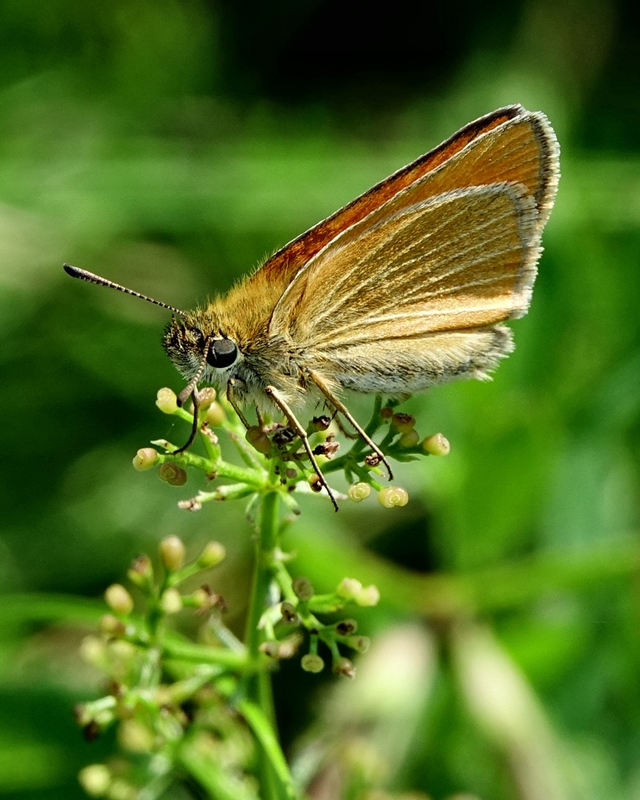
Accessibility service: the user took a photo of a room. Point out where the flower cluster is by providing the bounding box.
[133,389,449,512]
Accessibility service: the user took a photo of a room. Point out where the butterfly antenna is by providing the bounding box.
[63,264,186,316]
[177,341,211,408]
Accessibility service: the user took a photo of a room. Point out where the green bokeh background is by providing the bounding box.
[1,1,639,798]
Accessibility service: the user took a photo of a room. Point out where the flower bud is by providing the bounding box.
[399,429,420,448]
[377,486,409,508]
[335,619,358,635]
[280,601,299,624]
[246,426,271,455]
[156,387,178,414]
[159,535,185,571]
[127,554,153,587]
[292,576,314,601]
[205,401,226,427]
[336,577,362,600]
[311,415,331,431]
[356,584,380,607]
[197,541,226,568]
[78,764,112,797]
[79,635,107,666]
[422,432,451,456]
[348,635,371,653]
[160,588,183,614]
[391,412,416,433]
[259,641,280,658]
[98,614,126,637]
[158,462,187,486]
[132,448,158,471]
[197,387,217,410]
[333,656,355,678]
[301,653,325,673]
[105,584,133,616]
[347,482,371,502]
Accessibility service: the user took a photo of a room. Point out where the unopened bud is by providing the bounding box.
[156,388,178,414]
[377,486,409,508]
[197,541,226,568]
[281,601,299,624]
[399,429,420,448]
[356,584,380,607]
[79,635,107,665]
[158,462,187,486]
[78,764,112,797]
[205,401,226,426]
[197,387,217,410]
[333,656,355,678]
[127,554,153,587]
[335,619,358,635]
[312,415,331,431]
[105,584,133,616]
[336,577,363,600]
[159,535,185,571]
[259,641,280,658]
[347,482,371,502]
[292,576,314,601]
[348,635,371,653]
[301,653,325,673]
[98,614,126,637]
[132,448,158,471]
[422,433,451,456]
[246,426,271,455]
[160,588,183,614]
[391,412,416,433]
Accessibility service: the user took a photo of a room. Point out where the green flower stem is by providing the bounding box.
[238,698,298,800]
[227,429,268,469]
[239,489,299,800]
[200,429,222,463]
[161,639,266,671]
[244,491,280,686]
[194,483,257,504]
[271,560,324,631]
[157,448,267,487]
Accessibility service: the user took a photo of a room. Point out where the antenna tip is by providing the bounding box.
[63,263,81,278]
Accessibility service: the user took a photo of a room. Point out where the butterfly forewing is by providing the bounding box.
[266,109,557,343]
[255,106,556,301]
[270,182,537,349]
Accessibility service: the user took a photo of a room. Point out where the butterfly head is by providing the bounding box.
[163,313,242,385]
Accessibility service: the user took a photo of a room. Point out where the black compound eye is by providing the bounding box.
[206,338,238,369]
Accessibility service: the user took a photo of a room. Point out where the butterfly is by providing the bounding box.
[65,104,559,509]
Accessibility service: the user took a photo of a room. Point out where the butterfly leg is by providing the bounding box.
[264,385,339,512]
[307,369,394,480]
[226,378,252,429]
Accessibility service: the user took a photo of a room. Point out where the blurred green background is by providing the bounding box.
[1,0,639,798]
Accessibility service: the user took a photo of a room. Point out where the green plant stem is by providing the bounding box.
[244,491,280,671]
[239,699,298,800]
[241,490,296,799]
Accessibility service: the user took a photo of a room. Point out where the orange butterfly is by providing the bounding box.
[65,104,559,508]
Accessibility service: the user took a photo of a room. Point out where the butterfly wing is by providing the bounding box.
[260,109,558,392]
[259,104,553,288]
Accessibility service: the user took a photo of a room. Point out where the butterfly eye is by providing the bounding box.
[206,338,238,369]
